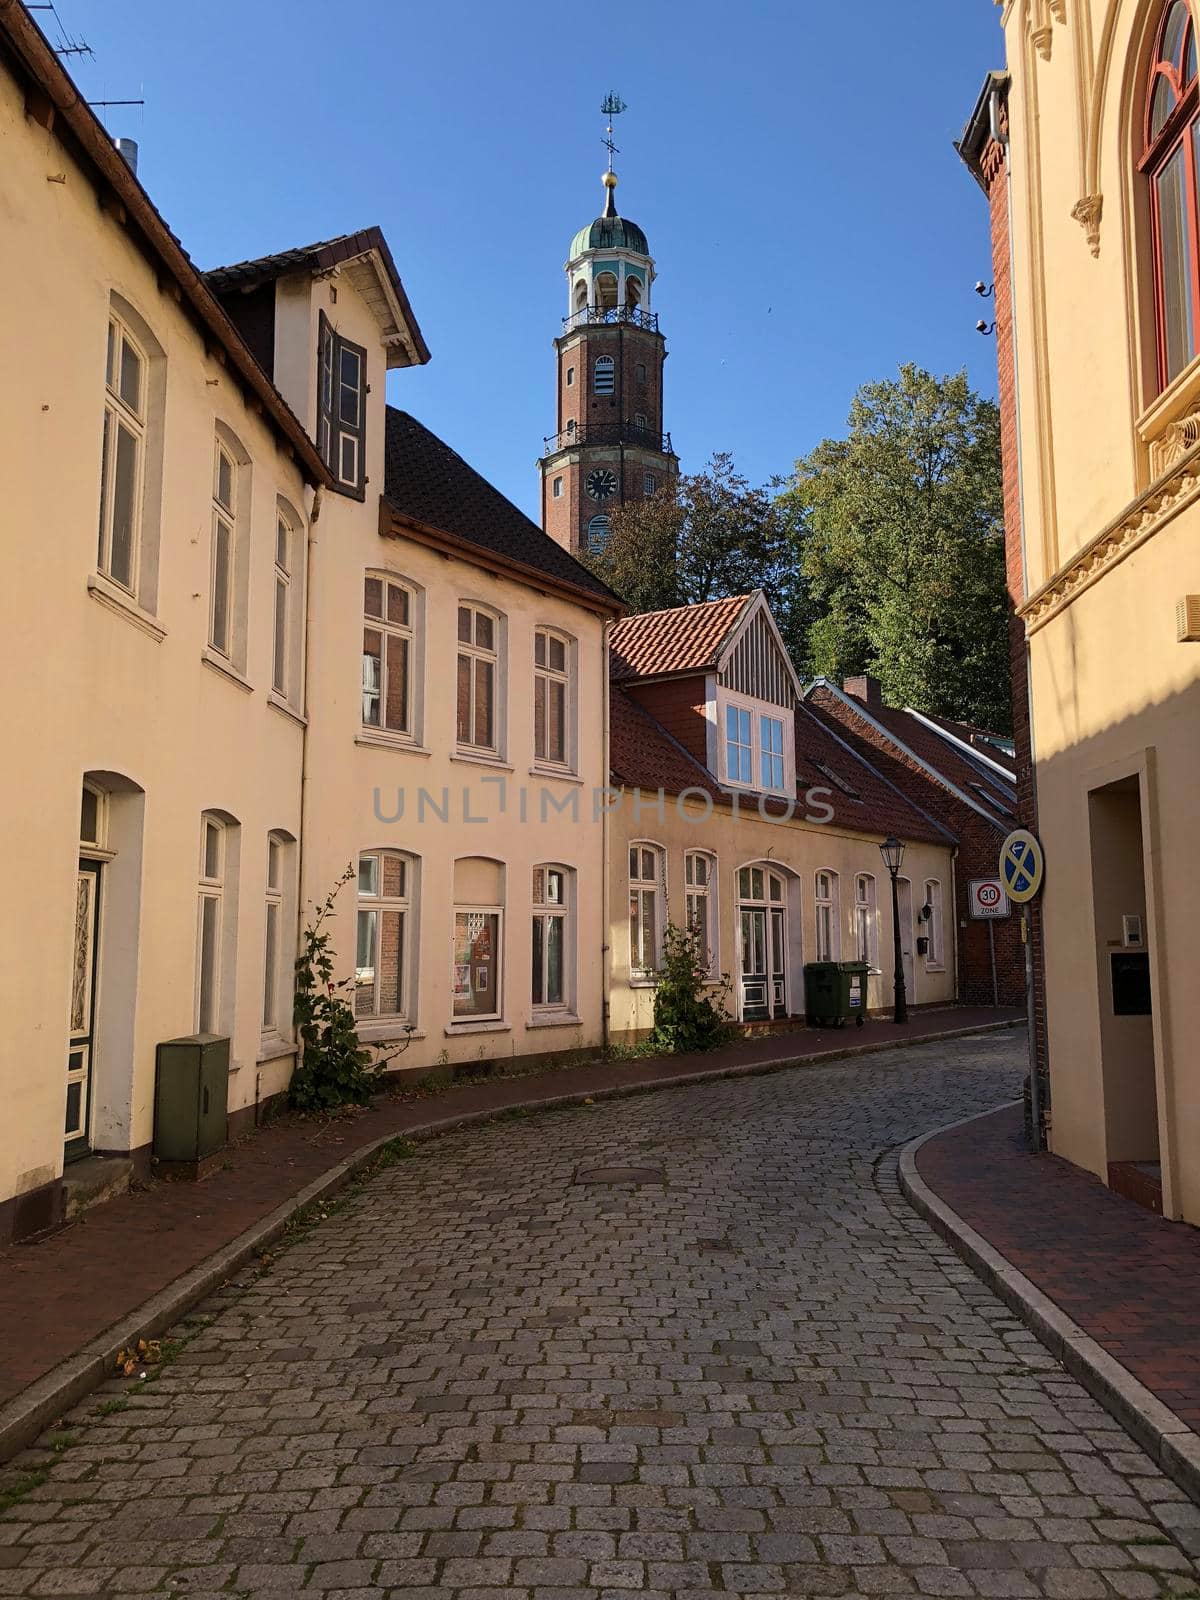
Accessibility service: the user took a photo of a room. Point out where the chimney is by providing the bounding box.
[114,137,139,175]
[842,674,884,712]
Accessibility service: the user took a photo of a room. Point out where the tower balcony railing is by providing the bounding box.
[561,304,660,335]
[542,420,674,456]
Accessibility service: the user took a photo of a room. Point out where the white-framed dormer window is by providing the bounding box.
[356,849,415,1021]
[532,864,574,1013]
[97,312,146,595]
[456,603,502,754]
[209,440,238,659]
[855,874,879,969]
[923,878,944,968]
[593,355,615,395]
[685,850,718,977]
[718,692,795,796]
[815,870,839,962]
[629,842,665,978]
[534,627,573,769]
[363,573,416,739]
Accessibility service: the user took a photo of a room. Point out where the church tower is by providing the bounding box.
[540,99,677,553]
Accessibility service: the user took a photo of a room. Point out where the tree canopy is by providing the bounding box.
[782,364,1010,731]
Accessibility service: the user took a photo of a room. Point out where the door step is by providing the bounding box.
[63,1154,134,1220]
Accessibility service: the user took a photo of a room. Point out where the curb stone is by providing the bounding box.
[898,1109,1200,1508]
[0,1017,1020,1468]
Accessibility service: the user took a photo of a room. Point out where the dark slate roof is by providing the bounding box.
[570,214,650,258]
[383,408,622,607]
[204,227,430,364]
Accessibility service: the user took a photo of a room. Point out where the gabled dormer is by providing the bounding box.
[609,590,804,797]
[206,228,429,501]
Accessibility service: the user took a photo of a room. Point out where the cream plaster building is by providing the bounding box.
[0,1,619,1242]
[965,0,1200,1223]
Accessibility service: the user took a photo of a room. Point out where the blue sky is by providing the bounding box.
[59,0,1005,520]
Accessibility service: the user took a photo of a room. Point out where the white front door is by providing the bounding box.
[67,860,102,1159]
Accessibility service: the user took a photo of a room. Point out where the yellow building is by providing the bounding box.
[965,0,1200,1223]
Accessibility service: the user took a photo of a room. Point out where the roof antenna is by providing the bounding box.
[600,92,626,218]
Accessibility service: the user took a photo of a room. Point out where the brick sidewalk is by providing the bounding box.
[0,1006,1015,1412]
[916,1103,1200,1431]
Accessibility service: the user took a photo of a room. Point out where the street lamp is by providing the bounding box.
[879,835,909,1025]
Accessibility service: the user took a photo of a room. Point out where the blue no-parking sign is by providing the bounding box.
[1000,828,1044,903]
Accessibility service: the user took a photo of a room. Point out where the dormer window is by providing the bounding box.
[718,691,794,796]
[317,312,367,496]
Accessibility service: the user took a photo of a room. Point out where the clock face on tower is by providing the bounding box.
[585,468,618,502]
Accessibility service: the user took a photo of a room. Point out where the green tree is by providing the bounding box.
[782,364,1011,731]
[583,453,811,660]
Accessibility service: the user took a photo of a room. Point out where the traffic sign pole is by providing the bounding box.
[1024,910,1042,1153]
[999,829,1045,1154]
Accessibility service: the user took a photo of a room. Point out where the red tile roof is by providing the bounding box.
[609,687,953,846]
[609,595,754,681]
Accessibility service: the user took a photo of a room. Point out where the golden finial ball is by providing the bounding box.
[602,170,618,188]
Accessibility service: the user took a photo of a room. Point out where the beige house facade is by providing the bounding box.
[0,3,619,1243]
[971,0,1200,1222]
[605,597,959,1042]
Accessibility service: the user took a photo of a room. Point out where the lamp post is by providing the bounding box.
[879,835,908,1025]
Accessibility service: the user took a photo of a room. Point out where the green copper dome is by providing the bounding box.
[569,213,649,259]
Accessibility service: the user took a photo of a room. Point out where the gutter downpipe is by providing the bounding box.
[296,483,324,1017]
[601,623,612,1053]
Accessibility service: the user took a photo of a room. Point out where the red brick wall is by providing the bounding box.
[623,677,710,766]
[978,119,1049,1094]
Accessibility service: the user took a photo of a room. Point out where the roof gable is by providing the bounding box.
[716,591,805,708]
[609,594,753,682]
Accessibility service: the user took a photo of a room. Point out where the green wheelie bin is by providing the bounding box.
[803,960,869,1028]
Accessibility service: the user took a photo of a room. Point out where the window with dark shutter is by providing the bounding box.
[316,312,368,495]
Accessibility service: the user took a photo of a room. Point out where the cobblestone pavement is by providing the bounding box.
[3,1031,1199,1600]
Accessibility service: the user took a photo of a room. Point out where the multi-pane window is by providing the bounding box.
[363,574,414,736]
[1144,1,1200,387]
[456,604,499,752]
[855,874,878,968]
[534,629,571,767]
[593,355,615,395]
[209,440,237,657]
[685,851,716,973]
[317,312,367,493]
[356,851,411,1020]
[634,411,648,432]
[197,815,225,1035]
[924,879,944,966]
[629,844,663,976]
[760,715,785,790]
[263,835,285,1032]
[643,472,657,494]
[532,865,570,1010]
[273,513,292,696]
[97,313,145,593]
[725,704,753,784]
[815,871,838,962]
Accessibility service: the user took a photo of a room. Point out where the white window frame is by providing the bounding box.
[356,849,414,1022]
[923,879,944,969]
[643,472,657,495]
[760,712,785,791]
[97,312,147,596]
[272,512,292,697]
[208,439,238,660]
[262,834,290,1036]
[854,874,879,970]
[815,870,840,963]
[628,841,665,980]
[717,691,795,796]
[552,476,564,498]
[566,365,576,387]
[685,850,719,978]
[456,603,503,756]
[533,627,574,771]
[363,572,417,741]
[634,411,648,431]
[593,355,615,395]
[196,815,225,1035]
[532,865,574,1015]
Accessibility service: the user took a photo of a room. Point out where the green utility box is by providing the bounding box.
[154,1035,229,1163]
[803,961,870,1029]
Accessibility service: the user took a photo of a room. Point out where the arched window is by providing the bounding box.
[854,874,878,968]
[625,274,643,310]
[574,279,589,312]
[593,355,615,395]
[586,514,611,552]
[629,843,665,977]
[363,572,417,738]
[456,602,502,754]
[1144,0,1200,386]
[815,870,840,962]
[356,849,416,1021]
[595,271,618,311]
[532,864,575,1012]
[685,850,718,976]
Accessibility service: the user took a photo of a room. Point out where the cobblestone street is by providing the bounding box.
[3,1031,1199,1600]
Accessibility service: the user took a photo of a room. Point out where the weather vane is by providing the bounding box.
[600,92,627,173]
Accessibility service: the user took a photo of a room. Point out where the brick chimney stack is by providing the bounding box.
[842,674,885,712]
